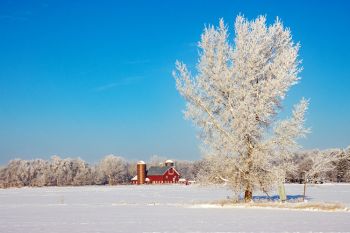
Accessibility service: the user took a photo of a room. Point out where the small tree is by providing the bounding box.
[174,15,309,201]
[300,149,341,201]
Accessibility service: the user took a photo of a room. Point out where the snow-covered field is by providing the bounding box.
[0,184,349,233]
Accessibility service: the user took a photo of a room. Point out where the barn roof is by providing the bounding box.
[147,166,169,176]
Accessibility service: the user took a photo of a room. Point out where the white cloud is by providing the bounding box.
[94,76,144,92]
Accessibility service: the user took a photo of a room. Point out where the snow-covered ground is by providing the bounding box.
[0,184,349,232]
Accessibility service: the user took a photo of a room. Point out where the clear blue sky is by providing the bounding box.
[0,0,349,164]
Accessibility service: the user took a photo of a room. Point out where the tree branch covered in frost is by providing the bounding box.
[173,15,310,200]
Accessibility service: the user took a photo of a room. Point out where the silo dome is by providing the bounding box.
[165,159,174,167]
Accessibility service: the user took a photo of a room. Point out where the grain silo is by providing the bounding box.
[137,161,146,185]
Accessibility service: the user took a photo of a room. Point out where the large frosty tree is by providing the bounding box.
[173,15,309,201]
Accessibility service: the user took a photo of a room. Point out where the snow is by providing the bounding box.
[0,184,349,232]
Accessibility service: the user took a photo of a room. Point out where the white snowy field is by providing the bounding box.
[0,184,349,233]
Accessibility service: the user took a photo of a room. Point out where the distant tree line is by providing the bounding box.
[286,147,350,183]
[0,147,349,188]
[0,155,132,188]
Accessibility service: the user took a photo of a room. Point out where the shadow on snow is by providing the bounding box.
[252,194,306,202]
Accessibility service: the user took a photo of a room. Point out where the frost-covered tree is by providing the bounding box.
[0,159,47,187]
[71,158,93,185]
[126,160,137,179]
[0,160,23,187]
[173,15,309,201]
[345,147,350,182]
[333,147,350,182]
[95,155,128,185]
[176,160,196,180]
[56,158,74,186]
[298,149,341,200]
[27,159,47,187]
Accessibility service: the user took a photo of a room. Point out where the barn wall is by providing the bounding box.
[148,168,180,184]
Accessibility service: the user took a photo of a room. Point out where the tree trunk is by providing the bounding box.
[244,187,253,202]
[302,173,307,202]
[303,182,307,201]
[244,137,254,202]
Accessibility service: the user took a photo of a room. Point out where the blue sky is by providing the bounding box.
[0,0,349,164]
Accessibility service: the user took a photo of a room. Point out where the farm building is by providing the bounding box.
[131,160,181,184]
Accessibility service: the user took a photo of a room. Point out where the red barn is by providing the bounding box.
[147,165,180,184]
[131,160,180,184]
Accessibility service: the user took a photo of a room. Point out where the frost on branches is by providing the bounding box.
[173,15,309,201]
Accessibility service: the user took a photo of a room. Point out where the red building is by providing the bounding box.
[131,160,180,184]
